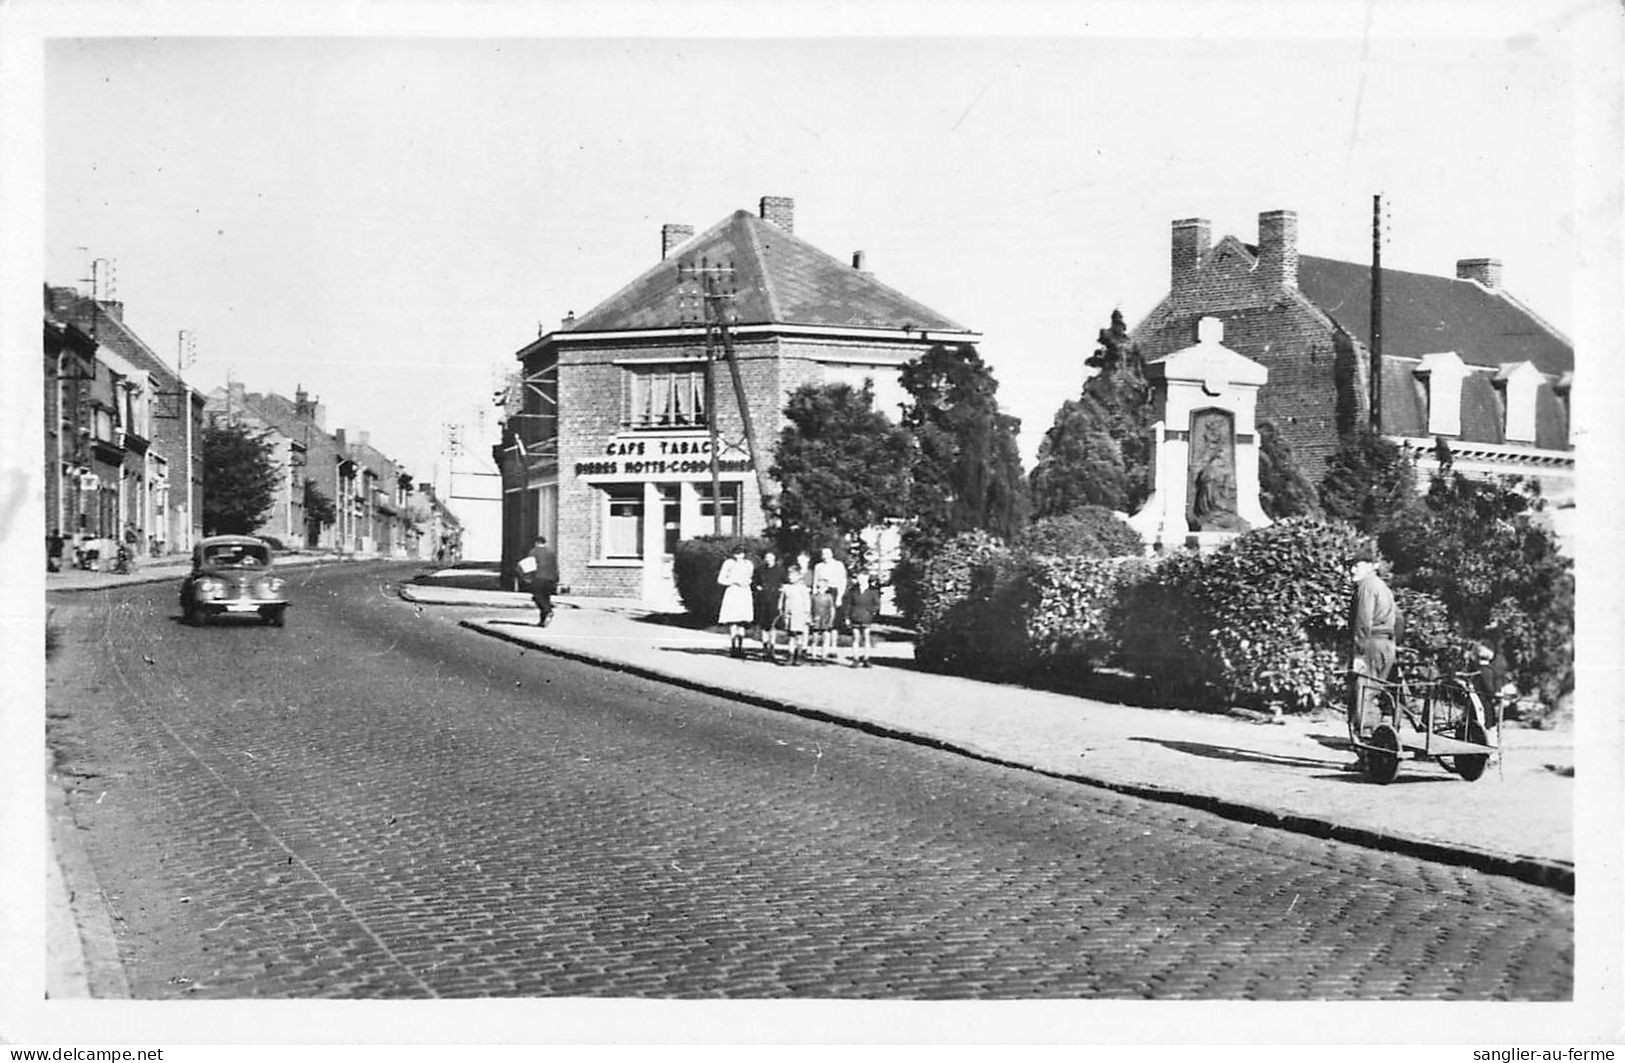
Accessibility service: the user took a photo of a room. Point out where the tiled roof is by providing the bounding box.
[1379,355,1569,449]
[1294,254,1572,376]
[567,210,968,334]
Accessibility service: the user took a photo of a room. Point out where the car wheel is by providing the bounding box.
[269,607,286,628]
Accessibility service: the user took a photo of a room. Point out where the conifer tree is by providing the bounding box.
[1028,309,1155,517]
[899,343,1028,555]
[1257,420,1321,520]
[768,381,913,559]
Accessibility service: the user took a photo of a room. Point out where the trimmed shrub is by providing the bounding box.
[1119,519,1370,712]
[672,535,773,623]
[1015,505,1145,559]
[912,530,1024,676]
[1022,555,1153,678]
[1393,586,1473,668]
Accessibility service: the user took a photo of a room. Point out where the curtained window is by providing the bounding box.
[628,366,706,428]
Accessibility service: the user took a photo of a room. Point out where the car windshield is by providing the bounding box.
[203,543,270,567]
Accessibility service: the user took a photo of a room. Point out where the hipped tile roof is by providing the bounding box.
[567,210,967,334]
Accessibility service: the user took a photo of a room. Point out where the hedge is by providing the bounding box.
[909,517,1483,714]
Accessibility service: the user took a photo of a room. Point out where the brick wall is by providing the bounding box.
[539,329,949,599]
[1133,221,1361,483]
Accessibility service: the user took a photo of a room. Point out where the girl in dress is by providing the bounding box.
[716,546,755,658]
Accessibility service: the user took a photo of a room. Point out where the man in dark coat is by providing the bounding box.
[524,535,560,626]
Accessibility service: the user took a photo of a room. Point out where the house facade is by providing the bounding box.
[203,383,356,550]
[498,195,980,604]
[1129,210,1574,518]
[44,285,204,561]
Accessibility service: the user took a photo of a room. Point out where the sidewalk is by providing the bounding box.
[44,548,338,592]
[402,580,1576,894]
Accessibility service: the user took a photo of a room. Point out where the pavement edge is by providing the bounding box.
[462,618,1575,896]
[46,770,131,999]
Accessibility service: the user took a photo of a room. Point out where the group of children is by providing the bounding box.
[716,545,884,668]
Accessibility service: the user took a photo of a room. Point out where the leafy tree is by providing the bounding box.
[1257,420,1321,520]
[303,478,336,528]
[899,343,1029,556]
[1029,310,1155,517]
[1379,451,1573,707]
[767,382,913,562]
[202,420,280,535]
[1317,428,1418,534]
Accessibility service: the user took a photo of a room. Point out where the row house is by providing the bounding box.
[44,285,205,562]
[205,383,349,550]
[498,195,979,605]
[1130,210,1574,530]
[204,383,424,557]
[340,431,417,558]
[415,483,465,565]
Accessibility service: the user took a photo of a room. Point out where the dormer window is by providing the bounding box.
[1495,361,1543,444]
[1413,351,1469,437]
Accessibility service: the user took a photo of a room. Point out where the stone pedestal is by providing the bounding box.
[1129,317,1271,553]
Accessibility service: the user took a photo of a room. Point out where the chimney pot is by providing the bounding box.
[1256,210,1299,291]
[562,310,576,329]
[1456,258,1503,290]
[661,224,694,259]
[759,196,795,234]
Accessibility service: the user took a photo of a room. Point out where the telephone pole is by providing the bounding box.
[1370,194,1384,434]
[677,257,773,534]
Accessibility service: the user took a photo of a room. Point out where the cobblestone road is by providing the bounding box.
[46,563,1572,999]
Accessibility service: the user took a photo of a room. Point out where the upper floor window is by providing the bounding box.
[1414,351,1467,437]
[628,365,706,429]
[1495,361,1543,445]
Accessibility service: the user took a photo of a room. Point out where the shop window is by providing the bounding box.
[603,484,644,559]
[628,366,706,428]
[696,481,741,536]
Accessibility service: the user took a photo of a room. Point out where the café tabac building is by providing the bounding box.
[497,196,980,606]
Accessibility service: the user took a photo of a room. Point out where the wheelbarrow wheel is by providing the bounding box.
[1453,717,1490,782]
[1364,724,1402,785]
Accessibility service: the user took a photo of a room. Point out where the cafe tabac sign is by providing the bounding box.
[573,434,754,479]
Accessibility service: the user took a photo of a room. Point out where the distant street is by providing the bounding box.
[46,561,1572,999]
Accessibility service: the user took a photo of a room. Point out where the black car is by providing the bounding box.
[180,535,290,627]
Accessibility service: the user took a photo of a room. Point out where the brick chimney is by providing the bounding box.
[1171,218,1211,299]
[661,224,693,259]
[852,250,869,273]
[1456,258,1502,290]
[759,196,794,234]
[1256,210,1299,291]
